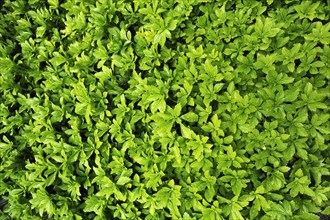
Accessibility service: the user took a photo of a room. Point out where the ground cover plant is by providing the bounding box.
[0,0,329,219]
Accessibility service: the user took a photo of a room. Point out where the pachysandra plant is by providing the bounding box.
[0,0,329,220]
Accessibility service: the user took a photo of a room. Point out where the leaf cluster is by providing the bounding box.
[0,0,329,219]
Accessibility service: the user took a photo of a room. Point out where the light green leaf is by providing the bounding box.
[322,206,330,215]
[84,196,104,215]
[181,112,199,123]
[117,176,131,185]
[50,52,66,66]
[205,187,215,202]
[30,190,55,217]
[73,81,90,103]
[238,124,255,133]
[180,123,193,139]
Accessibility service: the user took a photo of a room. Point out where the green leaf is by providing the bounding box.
[181,112,199,123]
[0,57,15,74]
[297,147,308,160]
[180,123,193,139]
[73,81,90,103]
[50,52,66,66]
[223,135,233,144]
[75,102,88,115]
[95,65,112,83]
[322,206,330,215]
[84,196,104,216]
[255,185,265,194]
[215,4,227,24]
[232,179,245,196]
[298,213,320,220]
[117,176,131,186]
[155,187,171,208]
[239,124,255,133]
[30,190,55,217]
[308,102,328,111]
[229,204,244,220]
[205,187,215,202]
[174,103,182,117]
[48,0,59,9]
[150,99,166,113]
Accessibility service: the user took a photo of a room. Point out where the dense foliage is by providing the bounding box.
[0,0,329,219]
